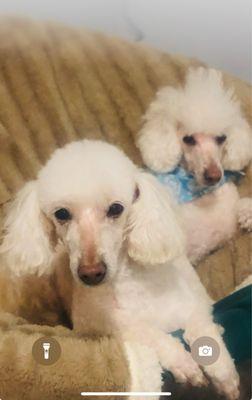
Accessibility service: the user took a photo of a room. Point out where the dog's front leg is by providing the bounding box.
[184,309,239,400]
[118,316,206,388]
[237,197,252,231]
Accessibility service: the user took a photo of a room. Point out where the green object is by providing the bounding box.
[164,285,251,381]
[213,284,251,363]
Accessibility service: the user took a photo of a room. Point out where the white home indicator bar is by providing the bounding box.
[81,392,171,397]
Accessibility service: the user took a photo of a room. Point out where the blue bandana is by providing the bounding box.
[149,166,243,204]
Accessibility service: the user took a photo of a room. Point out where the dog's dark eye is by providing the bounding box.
[107,202,124,218]
[54,208,72,221]
[216,134,227,145]
[183,135,196,145]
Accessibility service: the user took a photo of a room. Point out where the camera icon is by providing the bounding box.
[198,345,213,357]
[191,337,219,366]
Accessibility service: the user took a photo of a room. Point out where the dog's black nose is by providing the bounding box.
[203,168,222,186]
[77,262,107,286]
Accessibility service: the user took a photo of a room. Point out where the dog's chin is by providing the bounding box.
[196,179,210,189]
[189,173,206,189]
[194,174,220,189]
[198,176,223,189]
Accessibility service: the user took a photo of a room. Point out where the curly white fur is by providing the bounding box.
[137,67,252,262]
[138,67,252,172]
[0,181,54,276]
[0,139,239,399]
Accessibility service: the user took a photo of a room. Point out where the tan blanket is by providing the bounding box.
[0,17,251,399]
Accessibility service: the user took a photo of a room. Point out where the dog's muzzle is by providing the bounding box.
[77,262,107,286]
[203,165,222,186]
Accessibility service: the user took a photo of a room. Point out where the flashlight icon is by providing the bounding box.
[42,342,51,360]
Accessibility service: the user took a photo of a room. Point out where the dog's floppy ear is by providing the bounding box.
[126,172,185,265]
[137,86,182,172]
[223,121,252,170]
[0,181,54,276]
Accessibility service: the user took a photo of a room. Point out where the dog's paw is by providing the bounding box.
[206,359,240,400]
[238,197,252,231]
[213,369,240,400]
[160,350,207,387]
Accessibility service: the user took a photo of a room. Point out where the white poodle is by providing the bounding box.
[137,67,252,262]
[0,140,239,399]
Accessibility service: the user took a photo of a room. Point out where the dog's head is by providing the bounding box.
[0,140,184,286]
[138,68,252,187]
